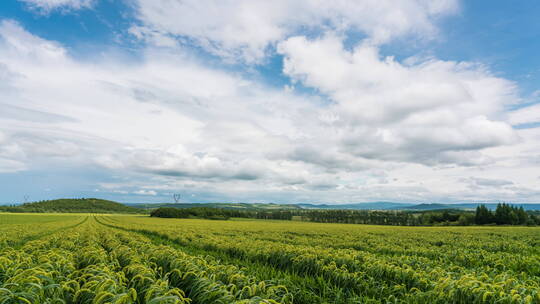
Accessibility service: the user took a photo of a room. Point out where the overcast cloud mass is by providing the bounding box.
[0,0,539,204]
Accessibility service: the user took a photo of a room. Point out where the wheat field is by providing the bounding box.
[0,213,539,303]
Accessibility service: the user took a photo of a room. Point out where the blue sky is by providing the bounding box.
[4,1,540,96]
[0,0,539,205]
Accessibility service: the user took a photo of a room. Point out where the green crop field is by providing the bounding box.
[0,214,539,303]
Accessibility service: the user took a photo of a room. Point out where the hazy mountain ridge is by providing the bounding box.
[3,199,539,213]
[395,203,540,211]
[129,202,540,211]
[297,202,414,210]
[126,202,303,210]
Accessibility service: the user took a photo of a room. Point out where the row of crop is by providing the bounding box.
[0,218,190,303]
[1,216,294,304]
[103,216,539,278]
[244,229,539,277]
[75,224,191,304]
[192,239,540,303]
[98,217,437,302]
[0,215,87,249]
[97,218,370,304]
[96,217,293,303]
[101,216,540,304]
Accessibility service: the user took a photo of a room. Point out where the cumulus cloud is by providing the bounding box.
[508,103,540,126]
[0,130,27,173]
[0,19,326,190]
[131,0,458,62]
[278,34,519,165]
[96,147,268,181]
[1,10,539,203]
[18,0,94,13]
[134,189,157,196]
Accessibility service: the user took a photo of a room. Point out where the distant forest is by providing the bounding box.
[151,203,540,226]
[2,198,537,226]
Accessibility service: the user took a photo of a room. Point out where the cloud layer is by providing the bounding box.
[19,0,94,13]
[132,0,458,62]
[278,34,519,165]
[1,0,539,203]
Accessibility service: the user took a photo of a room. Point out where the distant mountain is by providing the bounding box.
[126,201,540,212]
[299,202,540,211]
[297,202,415,210]
[396,203,458,210]
[396,203,540,211]
[0,198,145,213]
[127,202,303,210]
[129,201,415,211]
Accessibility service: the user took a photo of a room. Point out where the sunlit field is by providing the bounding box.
[0,213,538,303]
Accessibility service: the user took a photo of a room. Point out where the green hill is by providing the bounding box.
[0,198,145,214]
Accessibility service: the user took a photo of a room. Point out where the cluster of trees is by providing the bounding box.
[151,204,540,226]
[150,207,295,220]
[253,210,294,220]
[299,206,538,226]
[298,209,417,225]
[475,203,537,225]
[296,209,477,226]
[150,207,231,220]
[148,207,466,226]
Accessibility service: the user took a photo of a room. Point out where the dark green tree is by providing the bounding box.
[475,204,493,225]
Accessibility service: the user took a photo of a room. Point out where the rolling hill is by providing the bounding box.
[0,198,145,214]
[7,199,537,214]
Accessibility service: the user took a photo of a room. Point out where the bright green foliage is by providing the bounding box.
[0,215,291,304]
[1,214,539,303]
[0,198,145,213]
[102,216,540,303]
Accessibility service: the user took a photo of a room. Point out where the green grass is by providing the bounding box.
[1,213,539,303]
[0,213,83,224]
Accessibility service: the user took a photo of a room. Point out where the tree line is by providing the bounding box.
[475,203,535,225]
[150,207,294,220]
[150,204,540,226]
[150,207,231,220]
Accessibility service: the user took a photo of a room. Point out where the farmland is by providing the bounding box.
[0,213,539,303]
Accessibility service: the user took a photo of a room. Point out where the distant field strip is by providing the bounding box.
[0,214,539,303]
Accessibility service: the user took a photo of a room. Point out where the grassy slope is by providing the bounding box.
[0,198,145,214]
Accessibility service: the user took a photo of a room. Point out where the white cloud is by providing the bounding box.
[0,131,26,172]
[277,34,519,165]
[134,189,157,196]
[1,17,539,203]
[508,103,540,126]
[0,19,321,185]
[132,0,458,62]
[18,0,94,13]
[0,159,26,173]
[96,147,269,181]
